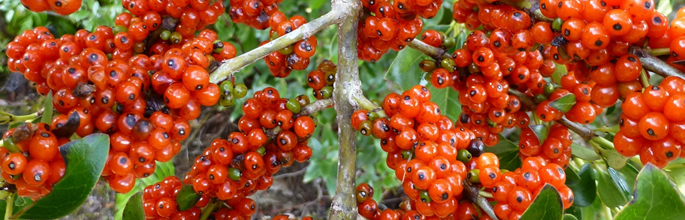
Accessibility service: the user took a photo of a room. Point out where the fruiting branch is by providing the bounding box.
[352,95,388,118]
[328,0,363,219]
[508,89,596,140]
[407,39,452,60]
[463,180,500,220]
[630,46,685,79]
[208,8,349,84]
[296,98,334,117]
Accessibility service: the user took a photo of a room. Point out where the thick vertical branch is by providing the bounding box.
[329,0,362,219]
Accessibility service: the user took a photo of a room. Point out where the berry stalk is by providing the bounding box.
[630,46,685,79]
[208,6,352,84]
[407,39,452,60]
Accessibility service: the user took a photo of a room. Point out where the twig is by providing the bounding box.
[407,40,451,60]
[462,180,499,220]
[5,193,14,219]
[273,167,307,179]
[296,98,334,117]
[199,199,219,220]
[208,8,349,83]
[351,95,387,118]
[328,0,362,219]
[629,46,685,79]
[508,89,596,140]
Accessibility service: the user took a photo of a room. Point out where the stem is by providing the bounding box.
[199,199,219,220]
[407,39,452,60]
[296,98,334,117]
[352,96,388,119]
[629,46,685,79]
[591,136,615,150]
[463,180,500,220]
[508,89,596,140]
[639,69,650,88]
[5,193,14,219]
[328,0,362,219]
[648,48,671,57]
[478,190,493,198]
[209,8,348,84]
[595,125,620,133]
[0,112,39,124]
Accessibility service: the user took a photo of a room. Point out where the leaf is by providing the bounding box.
[596,168,629,208]
[571,143,600,161]
[11,134,109,219]
[608,167,632,200]
[548,93,576,113]
[384,47,425,91]
[551,62,568,84]
[596,147,628,169]
[121,192,145,220]
[563,214,579,220]
[520,184,564,220]
[41,91,53,125]
[529,124,549,144]
[308,0,327,9]
[617,163,639,191]
[176,185,201,211]
[565,166,580,186]
[484,136,521,171]
[568,163,596,207]
[614,164,685,220]
[51,111,80,138]
[429,86,462,122]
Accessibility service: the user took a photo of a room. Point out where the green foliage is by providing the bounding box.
[615,164,685,220]
[176,185,201,211]
[121,193,145,220]
[568,163,596,207]
[41,91,53,125]
[520,184,564,220]
[0,134,109,219]
[484,136,522,171]
[596,167,630,208]
[114,161,174,220]
[549,94,576,113]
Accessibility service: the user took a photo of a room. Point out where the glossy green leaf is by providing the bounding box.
[484,136,521,171]
[617,163,639,192]
[568,163,596,207]
[176,185,201,211]
[529,124,549,144]
[563,214,578,220]
[571,143,600,161]
[615,164,685,220]
[41,91,53,125]
[115,161,175,220]
[565,166,580,186]
[11,134,109,219]
[520,184,563,220]
[551,62,568,84]
[121,192,145,220]
[429,86,462,122]
[597,147,628,169]
[596,168,629,208]
[548,93,576,113]
[608,167,632,199]
[384,47,425,90]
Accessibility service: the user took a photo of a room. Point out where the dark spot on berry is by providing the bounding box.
[595,40,603,47]
[613,23,623,30]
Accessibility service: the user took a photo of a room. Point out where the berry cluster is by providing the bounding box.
[20,0,82,15]
[0,123,67,201]
[615,76,685,167]
[487,157,573,220]
[263,16,318,78]
[6,0,237,192]
[174,87,316,219]
[358,0,437,62]
[229,0,284,30]
[143,176,205,219]
[121,0,224,36]
[352,85,480,217]
[306,60,337,100]
[356,183,496,220]
[518,124,573,168]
